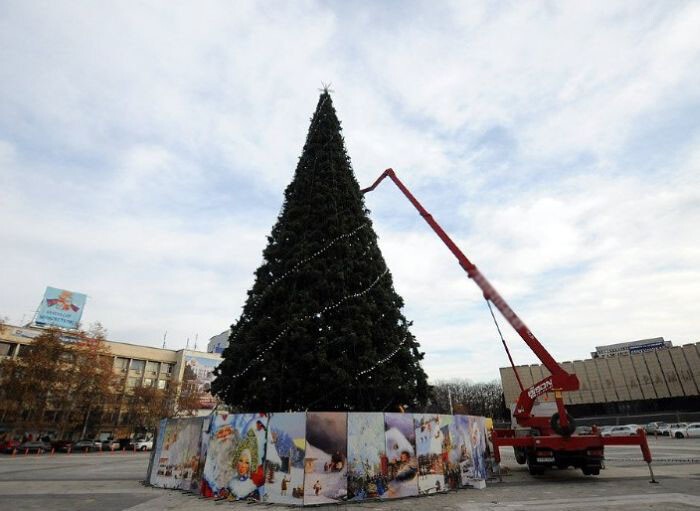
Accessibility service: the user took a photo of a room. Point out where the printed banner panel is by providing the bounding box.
[148,419,168,486]
[35,286,87,329]
[347,412,387,501]
[151,417,204,489]
[178,417,207,492]
[414,414,447,494]
[192,416,212,495]
[264,412,306,504]
[150,411,490,503]
[201,413,268,500]
[383,413,418,498]
[303,412,348,505]
[445,414,471,489]
[466,415,488,484]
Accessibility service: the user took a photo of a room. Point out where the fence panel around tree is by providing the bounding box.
[147,411,490,505]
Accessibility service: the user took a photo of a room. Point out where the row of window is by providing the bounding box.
[125,376,169,390]
[113,357,173,376]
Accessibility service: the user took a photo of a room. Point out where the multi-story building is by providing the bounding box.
[500,338,700,421]
[0,323,222,438]
[207,329,230,354]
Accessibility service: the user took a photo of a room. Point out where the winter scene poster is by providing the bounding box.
[414,414,447,494]
[444,414,471,489]
[465,415,488,485]
[177,417,206,492]
[383,413,418,498]
[148,418,168,486]
[303,412,347,505]
[347,412,387,501]
[263,413,306,505]
[191,416,212,495]
[152,418,202,489]
[201,413,269,500]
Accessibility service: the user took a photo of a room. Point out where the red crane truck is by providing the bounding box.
[362,168,655,480]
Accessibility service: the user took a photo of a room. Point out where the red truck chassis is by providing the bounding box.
[362,168,655,479]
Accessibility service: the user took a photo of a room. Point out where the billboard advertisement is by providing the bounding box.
[35,287,87,329]
[183,355,220,409]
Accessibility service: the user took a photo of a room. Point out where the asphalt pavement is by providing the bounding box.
[0,436,699,510]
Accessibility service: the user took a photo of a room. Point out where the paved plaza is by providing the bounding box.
[1,437,699,511]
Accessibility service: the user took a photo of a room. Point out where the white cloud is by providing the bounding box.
[1,1,698,384]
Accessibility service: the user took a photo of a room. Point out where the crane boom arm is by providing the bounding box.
[362,168,579,420]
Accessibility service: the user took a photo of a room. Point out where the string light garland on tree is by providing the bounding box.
[228,266,390,379]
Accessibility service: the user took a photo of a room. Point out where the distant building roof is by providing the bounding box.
[592,337,671,358]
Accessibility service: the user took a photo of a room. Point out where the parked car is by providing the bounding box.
[601,425,638,437]
[134,439,153,451]
[685,423,700,438]
[72,439,98,452]
[0,439,21,454]
[18,441,52,453]
[101,439,120,451]
[645,422,668,435]
[672,423,700,439]
[51,440,74,453]
[669,423,689,438]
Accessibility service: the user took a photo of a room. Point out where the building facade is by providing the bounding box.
[500,339,700,419]
[0,323,222,438]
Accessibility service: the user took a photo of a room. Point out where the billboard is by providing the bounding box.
[35,287,87,329]
[183,355,220,409]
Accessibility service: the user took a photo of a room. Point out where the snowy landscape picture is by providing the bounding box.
[347,413,387,501]
[148,419,168,486]
[303,412,347,505]
[414,414,446,494]
[177,417,206,492]
[445,415,471,488]
[263,412,306,504]
[152,418,201,489]
[383,413,418,498]
[191,416,212,495]
[467,415,488,484]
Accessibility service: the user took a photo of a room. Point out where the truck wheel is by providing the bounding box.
[582,467,600,476]
[514,447,527,465]
[550,412,576,437]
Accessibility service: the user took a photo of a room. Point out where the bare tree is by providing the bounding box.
[0,326,119,438]
[429,379,508,419]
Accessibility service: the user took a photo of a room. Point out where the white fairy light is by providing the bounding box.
[229,266,390,379]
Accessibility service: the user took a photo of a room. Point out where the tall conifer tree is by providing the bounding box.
[212,91,430,411]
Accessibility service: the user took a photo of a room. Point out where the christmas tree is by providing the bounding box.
[212,90,430,411]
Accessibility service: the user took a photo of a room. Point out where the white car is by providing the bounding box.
[673,423,700,439]
[134,439,153,451]
[669,423,689,438]
[602,425,639,437]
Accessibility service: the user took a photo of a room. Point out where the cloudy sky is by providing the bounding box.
[1,1,699,383]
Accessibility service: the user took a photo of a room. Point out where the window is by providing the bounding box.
[160,363,173,375]
[130,359,145,374]
[17,345,34,357]
[157,379,166,390]
[146,361,159,375]
[143,378,153,387]
[0,342,14,357]
[114,357,129,372]
[126,377,140,389]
